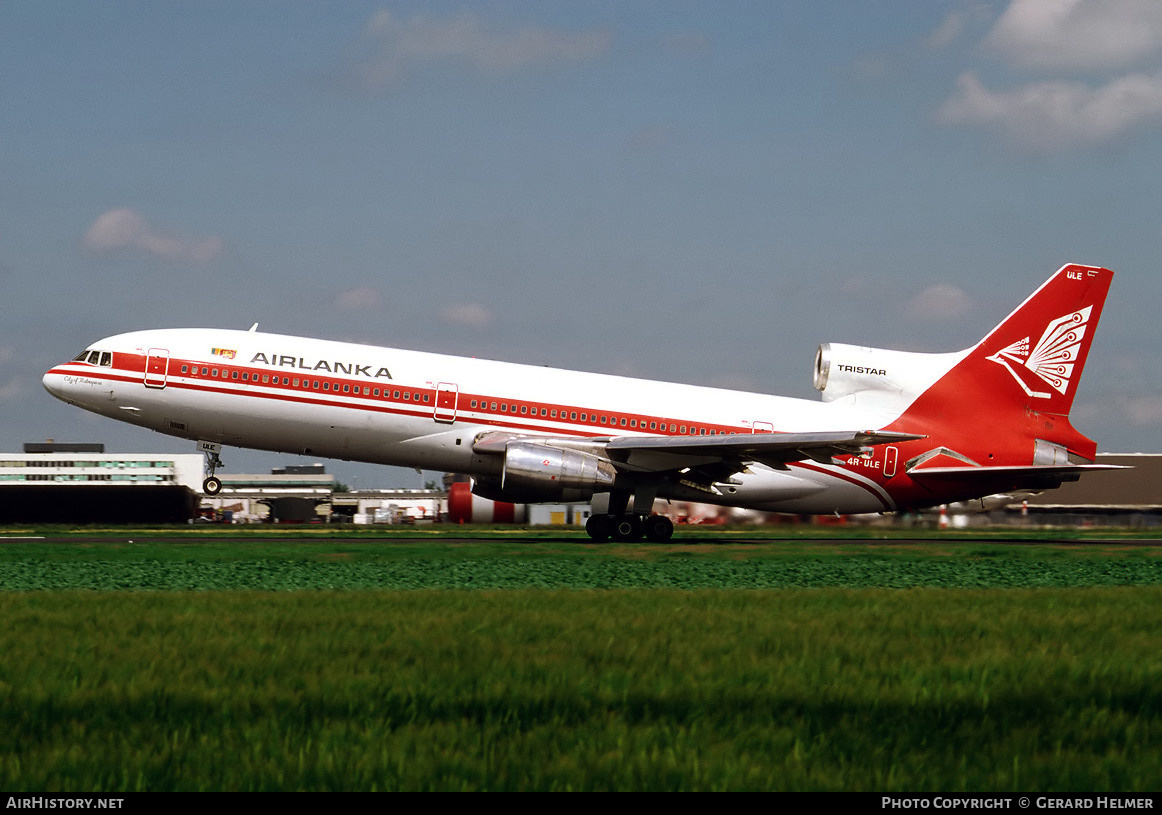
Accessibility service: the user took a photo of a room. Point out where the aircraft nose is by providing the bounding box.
[42,366,74,403]
[43,368,64,399]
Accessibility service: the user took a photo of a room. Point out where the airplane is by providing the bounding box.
[44,263,1119,541]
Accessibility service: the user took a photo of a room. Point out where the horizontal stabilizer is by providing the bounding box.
[908,463,1127,491]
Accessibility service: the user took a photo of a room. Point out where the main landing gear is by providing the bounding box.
[585,486,674,542]
[585,513,674,543]
[199,440,224,496]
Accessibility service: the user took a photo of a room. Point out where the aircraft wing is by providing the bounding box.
[473,429,921,474]
[604,429,923,474]
[471,429,923,495]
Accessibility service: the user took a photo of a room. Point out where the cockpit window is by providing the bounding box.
[73,350,113,367]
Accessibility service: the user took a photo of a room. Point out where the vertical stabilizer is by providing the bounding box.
[973,264,1112,417]
[892,264,1112,465]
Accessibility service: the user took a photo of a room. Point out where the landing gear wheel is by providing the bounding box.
[199,441,225,497]
[643,515,674,542]
[585,514,613,542]
[611,513,644,542]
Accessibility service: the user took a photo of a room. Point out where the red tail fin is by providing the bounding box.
[892,264,1113,464]
[973,263,1112,417]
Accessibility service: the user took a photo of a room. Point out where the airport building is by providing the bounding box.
[1006,453,1162,527]
[0,443,203,523]
[195,464,447,524]
[3,443,1158,527]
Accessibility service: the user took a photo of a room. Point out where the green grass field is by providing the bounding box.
[0,526,1159,791]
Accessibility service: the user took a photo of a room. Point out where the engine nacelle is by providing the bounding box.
[813,342,965,411]
[471,441,617,503]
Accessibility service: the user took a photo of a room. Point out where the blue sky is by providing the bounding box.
[4,1,1162,485]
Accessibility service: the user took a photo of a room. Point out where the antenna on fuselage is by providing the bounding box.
[248,323,258,332]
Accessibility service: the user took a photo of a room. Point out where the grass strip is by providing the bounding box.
[0,588,1157,791]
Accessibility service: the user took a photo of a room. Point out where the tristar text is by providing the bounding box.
[837,364,887,376]
[250,353,392,379]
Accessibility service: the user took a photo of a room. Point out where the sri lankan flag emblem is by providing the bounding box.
[211,348,237,360]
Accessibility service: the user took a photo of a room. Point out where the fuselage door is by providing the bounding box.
[883,446,898,479]
[751,421,774,434]
[434,382,458,424]
[144,348,170,389]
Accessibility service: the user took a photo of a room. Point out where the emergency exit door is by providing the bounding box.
[144,348,169,389]
[434,382,458,423]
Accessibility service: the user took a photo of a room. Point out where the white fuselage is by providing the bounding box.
[43,328,916,514]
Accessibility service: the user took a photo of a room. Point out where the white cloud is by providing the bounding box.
[1121,394,1162,426]
[81,208,223,264]
[354,10,612,89]
[986,0,1162,72]
[0,377,20,402]
[924,4,992,52]
[904,284,973,321]
[334,287,384,312]
[440,303,494,328]
[937,71,1162,150]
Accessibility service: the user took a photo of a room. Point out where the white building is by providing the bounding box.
[0,443,204,522]
[0,445,203,488]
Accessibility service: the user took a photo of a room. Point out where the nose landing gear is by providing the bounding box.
[199,441,225,496]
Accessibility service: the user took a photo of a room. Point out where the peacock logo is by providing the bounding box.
[986,306,1091,399]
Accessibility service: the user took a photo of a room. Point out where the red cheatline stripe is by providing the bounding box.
[791,461,896,511]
